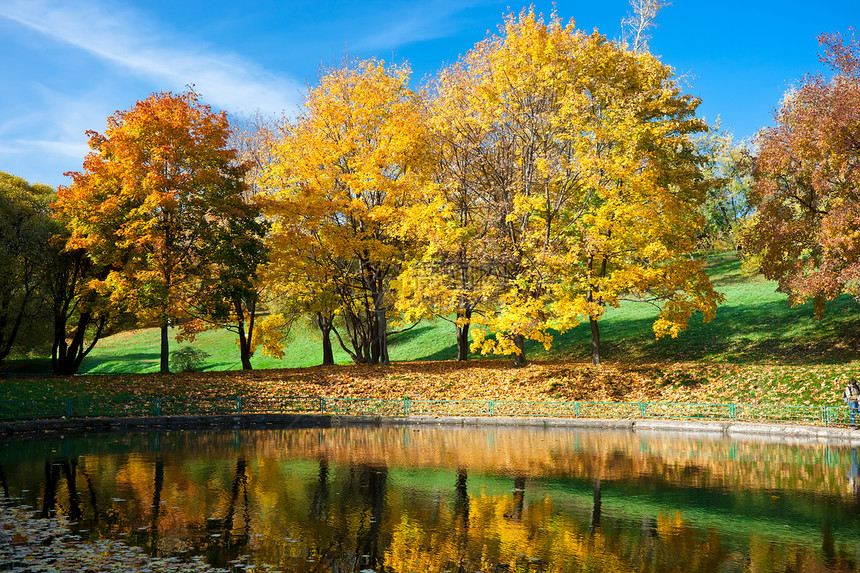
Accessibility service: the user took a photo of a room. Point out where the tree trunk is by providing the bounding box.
[52,311,106,375]
[51,256,109,375]
[367,298,380,364]
[377,305,389,366]
[361,261,389,366]
[160,316,170,374]
[51,317,67,375]
[314,312,336,366]
[369,271,389,365]
[512,333,527,367]
[370,317,380,364]
[234,297,253,371]
[587,254,608,366]
[0,292,30,363]
[456,309,471,361]
[238,328,252,370]
[322,326,334,366]
[590,316,601,366]
[331,317,366,364]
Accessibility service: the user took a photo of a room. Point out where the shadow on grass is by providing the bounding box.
[536,295,860,366]
[79,352,161,374]
[704,253,754,288]
[388,324,437,346]
[413,344,488,362]
[0,358,53,375]
[203,360,245,372]
[390,323,488,362]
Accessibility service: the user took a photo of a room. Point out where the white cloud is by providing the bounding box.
[351,1,493,53]
[0,0,303,115]
[352,11,459,52]
[0,85,93,186]
[1,83,109,170]
[12,139,89,160]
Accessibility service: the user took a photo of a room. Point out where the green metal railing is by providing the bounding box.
[0,396,855,428]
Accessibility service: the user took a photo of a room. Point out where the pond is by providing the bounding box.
[1,423,859,572]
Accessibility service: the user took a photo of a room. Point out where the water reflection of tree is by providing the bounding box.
[40,459,83,521]
[6,429,860,572]
[301,464,392,570]
[307,458,329,522]
[454,469,469,571]
[41,460,58,518]
[0,464,9,499]
[146,457,163,555]
[259,427,859,499]
[10,427,860,498]
[509,476,525,522]
[354,466,387,571]
[589,478,601,534]
[191,455,251,568]
[851,448,860,505]
[303,458,337,567]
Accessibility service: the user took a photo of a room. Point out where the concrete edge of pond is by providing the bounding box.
[2,413,860,444]
[393,415,860,444]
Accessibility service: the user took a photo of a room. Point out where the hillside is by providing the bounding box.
[3,253,860,409]
[75,253,860,373]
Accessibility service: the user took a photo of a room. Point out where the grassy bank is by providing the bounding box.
[0,359,855,408]
[63,253,860,373]
[2,253,859,408]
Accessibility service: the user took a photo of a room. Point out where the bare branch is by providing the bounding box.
[621,0,670,54]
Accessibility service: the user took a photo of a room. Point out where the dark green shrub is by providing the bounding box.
[170,346,211,372]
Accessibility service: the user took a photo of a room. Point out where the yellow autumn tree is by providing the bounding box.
[415,9,722,365]
[262,59,428,365]
[394,70,500,362]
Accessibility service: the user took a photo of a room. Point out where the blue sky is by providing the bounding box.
[1,0,857,188]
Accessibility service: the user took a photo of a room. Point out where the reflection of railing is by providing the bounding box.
[0,397,855,427]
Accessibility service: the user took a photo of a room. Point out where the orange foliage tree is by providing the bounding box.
[176,113,272,371]
[56,89,259,373]
[743,30,860,319]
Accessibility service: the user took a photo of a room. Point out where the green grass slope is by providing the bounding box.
[9,252,860,375]
[535,253,860,365]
